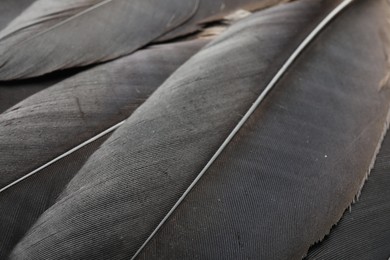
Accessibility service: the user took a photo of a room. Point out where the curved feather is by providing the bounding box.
[136,1,390,259]
[0,38,208,190]
[0,38,209,259]
[9,1,378,259]
[0,0,199,80]
[0,0,284,81]
[0,132,111,259]
[0,0,84,112]
[305,3,390,257]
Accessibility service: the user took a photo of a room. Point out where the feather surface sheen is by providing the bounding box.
[136,0,390,258]
[0,38,208,189]
[0,0,198,80]
[11,0,390,259]
[0,0,286,80]
[306,125,390,259]
[1,0,390,259]
[0,38,210,259]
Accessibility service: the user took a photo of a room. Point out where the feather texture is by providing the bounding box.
[2,0,389,259]
[0,0,198,80]
[0,69,80,113]
[136,1,390,259]
[0,0,285,80]
[0,0,35,30]
[158,0,288,41]
[0,38,209,259]
[0,0,85,113]
[10,1,388,259]
[306,126,390,259]
[0,0,60,111]
[0,38,208,190]
[304,2,390,257]
[0,133,112,259]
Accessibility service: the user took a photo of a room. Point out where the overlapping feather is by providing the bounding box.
[1,0,390,259]
[0,38,210,258]
[137,1,390,258]
[0,0,199,80]
[9,0,390,259]
[0,0,286,80]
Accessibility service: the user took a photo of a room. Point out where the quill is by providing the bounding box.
[136,1,390,259]
[0,133,111,259]
[11,0,389,259]
[0,0,285,80]
[0,38,208,190]
[0,0,72,112]
[0,0,198,80]
[0,38,209,259]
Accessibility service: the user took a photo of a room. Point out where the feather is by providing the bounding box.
[0,132,111,259]
[0,0,198,80]
[0,38,207,195]
[0,0,284,81]
[10,0,389,259]
[0,0,36,30]
[306,127,390,259]
[134,1,390,259]
[136,1,390,258]
[157,0,289,41]
[305,5,390,256]
[0,69,80,113]
[0,38,209,259]
[0,6,240,114]
[0,0,58,110]
[0,0,82,112]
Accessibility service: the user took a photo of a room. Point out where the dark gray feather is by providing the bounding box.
[0,132,111,259]
[0,39,207,190]
[305,127,390,259]
[137,1,390,259]
[0,38,209,259]
[0,0,284,80]
[10,1,384,259]
[0,0,198,80]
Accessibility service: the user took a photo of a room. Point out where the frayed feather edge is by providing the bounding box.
[302,105,390,259]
